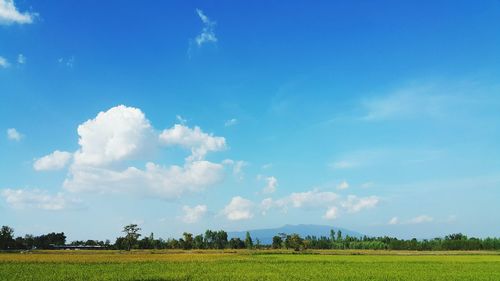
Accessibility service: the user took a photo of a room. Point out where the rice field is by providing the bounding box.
[0,250,499,280]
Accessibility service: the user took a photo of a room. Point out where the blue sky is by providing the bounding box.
[1,0,500,241]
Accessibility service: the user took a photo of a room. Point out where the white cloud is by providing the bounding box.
[388,216,399,225]
[64,160,224,199]
[159,124,226,161]
[0,0,36,25]
[194,9,217,47]
[288,190,339,208]
[181,204,207,223]
[223,196,253,221]
[58,56,75,68]
[262,176,278,194]
[261,163,273,169]
[341,195,379,213]
[223,159,247,180]
[361,84,450,121]
[17,53,25,64]
[35,105,227,200]
[337,180,349,190]
[0,56,10,68]
[408,215,434,224]
[224,118,238,127]
[33,151,73,171]
[74,105,155,167]
[6,128,22,141]
[1,188,80,211]
[257,189,379,219]
[260,198,274,215]
[323,206,338,220]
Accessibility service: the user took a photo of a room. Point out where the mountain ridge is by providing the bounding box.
[228,224,364,245]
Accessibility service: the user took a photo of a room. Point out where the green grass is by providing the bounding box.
[1,250,499,280]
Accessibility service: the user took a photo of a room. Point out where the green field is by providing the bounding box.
[1,250,499,281]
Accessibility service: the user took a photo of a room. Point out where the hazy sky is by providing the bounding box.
[1,0,500,241]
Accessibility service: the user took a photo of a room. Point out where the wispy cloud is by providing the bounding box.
[388,216,399,225]
[17,53,25,64]
[1,188,81,211]
[224,118,238,127]
[388,215,434,225]
[194,9,217,47]
[408,215,434,224]
[330,148,444,170]
[58,56,75,68]
[0,56,10,68]
[0,0,37,25]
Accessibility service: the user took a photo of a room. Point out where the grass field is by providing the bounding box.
[1,250,499,281]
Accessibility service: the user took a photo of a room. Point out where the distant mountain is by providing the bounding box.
[228,224,364,245]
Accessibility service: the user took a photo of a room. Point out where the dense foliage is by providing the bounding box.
[1,224,500,251]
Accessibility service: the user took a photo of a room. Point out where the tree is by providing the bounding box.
[229,238,245,249]
[272,235,283,249]
[122,224,141,251]
[193,234,204,249]
[183,232,193,250]
[286,233,304,251]
[0,226,14,250]
[245,231,253,249]
[337,230,342,241]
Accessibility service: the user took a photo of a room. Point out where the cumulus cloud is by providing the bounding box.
[260,198,274,215]
[287,190,339,208]
[32,105,227,200]
[194,9,217,47]
[323,206,338,220]
[337,180,349,190]
[1,189,80,211]
[223,196,253,221]
[0,56,9,68]
[6,128,22,141]
[74,105,155,167]
[262,176,278,194]
[0,0,36,25]
[224,118,238,127]
[261,189,379,219]
[64,160,224,198]
[160,124,226,161]
[181,204,207,223]
[34,151,72,171]
[341,195,379,213]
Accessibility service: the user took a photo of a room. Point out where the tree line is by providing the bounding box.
[1,224,500,251]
